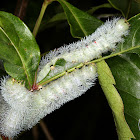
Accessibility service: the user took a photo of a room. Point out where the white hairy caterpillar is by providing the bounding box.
[0,64,97,138]
[37,18,129,82]
[0,18,129,138]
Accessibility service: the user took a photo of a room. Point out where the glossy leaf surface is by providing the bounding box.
[108,0,140,19]
[107,14,140,139]
[0,11,40,89]
[57,0,103,38]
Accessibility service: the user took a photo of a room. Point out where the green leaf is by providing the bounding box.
[108,0,140,19]
[40,3,111,32]
[0,11,40,89]
[107,54,140,139]
[57,0,103,38]
[107,14,140,139]
[54,58,66,66]
[92,12,140,140]
[57,0,135,139]
[97,61,135,140]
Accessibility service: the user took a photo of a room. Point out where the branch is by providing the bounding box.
[40,120,54,140]
[14,0,29,20]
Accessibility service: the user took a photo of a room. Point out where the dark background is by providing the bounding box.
[0,0,120,139]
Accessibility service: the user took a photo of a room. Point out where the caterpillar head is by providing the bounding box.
[115,19,129,32]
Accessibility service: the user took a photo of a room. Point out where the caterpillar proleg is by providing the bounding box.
[0,18,129,138]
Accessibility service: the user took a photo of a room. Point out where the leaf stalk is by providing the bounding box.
[33,0,55,37]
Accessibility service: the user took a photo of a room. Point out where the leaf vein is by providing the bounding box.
[132,27,140,47]
[120,54,140,76]
[117,87,139,100]
[125,111,139,122]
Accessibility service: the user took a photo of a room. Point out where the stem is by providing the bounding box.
[37,45,140,87]
[14,0,29,20]
[87,45,140,64]
[37,71,66,86]
[32,0,55,89]
[33,0,52,37]
[126,0,132,19]
[37,62,84,86]
[32,126,39,140]
[40,120,54,140]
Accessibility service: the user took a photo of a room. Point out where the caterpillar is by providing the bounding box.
[0,64,97,138]
[37,18,129,82]
[0,18,129,138]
